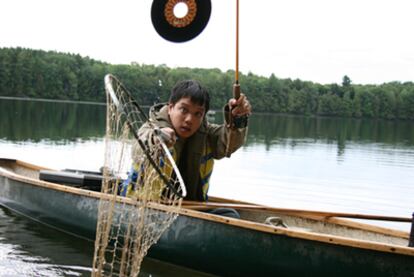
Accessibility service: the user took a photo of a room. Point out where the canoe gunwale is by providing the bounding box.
[0,158,413,257]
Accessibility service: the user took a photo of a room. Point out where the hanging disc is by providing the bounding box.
[151,0,211,43]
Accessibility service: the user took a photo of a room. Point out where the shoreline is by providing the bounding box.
[0,96,106,106]
[0,96,412,122]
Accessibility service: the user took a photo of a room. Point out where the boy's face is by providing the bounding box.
[168,97,205,138]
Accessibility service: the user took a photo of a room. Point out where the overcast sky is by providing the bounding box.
[1,0,414,85]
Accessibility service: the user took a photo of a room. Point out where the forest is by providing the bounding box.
[0,47,413,120]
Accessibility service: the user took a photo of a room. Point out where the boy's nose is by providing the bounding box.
[184,114,193,124]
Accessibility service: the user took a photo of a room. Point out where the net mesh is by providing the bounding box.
[92,74,184,276]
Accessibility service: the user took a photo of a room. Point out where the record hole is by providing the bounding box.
[173,2,189,18]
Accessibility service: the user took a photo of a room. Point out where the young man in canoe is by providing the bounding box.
[122,80,251,215]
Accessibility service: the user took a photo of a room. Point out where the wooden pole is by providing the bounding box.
[233,0,240,99]
[225,0,240,157]
[235,0,239,84]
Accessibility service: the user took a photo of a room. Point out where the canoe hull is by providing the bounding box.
[0,174,98,238]
[156,214,414,277]
[1,166,414,276]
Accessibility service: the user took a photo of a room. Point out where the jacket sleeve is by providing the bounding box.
[208,105,248,159]
[137,121,155,142]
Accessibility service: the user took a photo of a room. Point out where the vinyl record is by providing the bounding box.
[151,0,211,43]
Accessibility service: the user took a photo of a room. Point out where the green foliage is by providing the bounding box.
[0,47,413,120]
[342,75,351,87]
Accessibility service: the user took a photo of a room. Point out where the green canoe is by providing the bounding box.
[0,158,413,277]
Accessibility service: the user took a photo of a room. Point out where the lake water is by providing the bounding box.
[0,98,413,276]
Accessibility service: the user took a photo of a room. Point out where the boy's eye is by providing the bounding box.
[179,107,188,113]
[195,112,203,118]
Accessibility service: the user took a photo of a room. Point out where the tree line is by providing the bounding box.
[0,47,413,120]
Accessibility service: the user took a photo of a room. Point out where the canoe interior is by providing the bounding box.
[0,159,102,191]
[0,159,41,180]
[238,210,409,246]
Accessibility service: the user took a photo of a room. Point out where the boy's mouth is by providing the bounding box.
[178,126,192,136]
[180,126,191,132]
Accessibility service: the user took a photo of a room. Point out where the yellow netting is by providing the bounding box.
[92,74,184,276]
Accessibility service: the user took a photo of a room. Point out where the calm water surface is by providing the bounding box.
[1,98,414,276]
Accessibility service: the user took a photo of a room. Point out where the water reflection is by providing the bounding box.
[0,205,92,276]
[246,114,414,150]
[0,98,105,142]
[1,99,413,154]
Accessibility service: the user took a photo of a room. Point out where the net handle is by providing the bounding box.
[104,74,187,198]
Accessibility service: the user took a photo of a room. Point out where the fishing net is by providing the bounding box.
[92,74,186,276]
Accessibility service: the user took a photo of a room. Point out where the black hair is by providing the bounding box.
[169,80,210,112]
